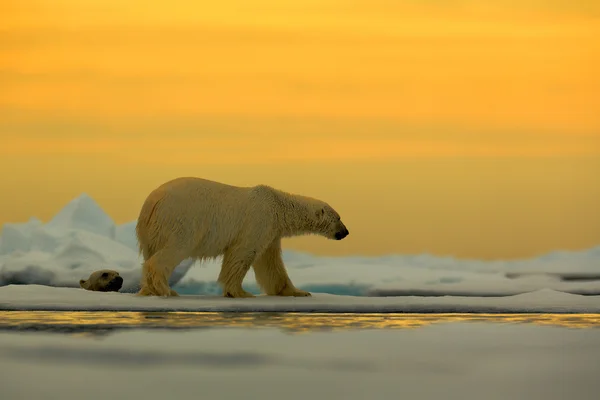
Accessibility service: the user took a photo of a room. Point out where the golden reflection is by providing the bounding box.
[1,312,599,335]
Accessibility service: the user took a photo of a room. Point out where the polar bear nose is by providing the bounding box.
[334,228,349,240]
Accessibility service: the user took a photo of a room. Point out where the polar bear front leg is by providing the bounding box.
[252,239,312,297]
[218,249,256,298]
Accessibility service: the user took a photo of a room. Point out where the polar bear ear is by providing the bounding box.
[79,279,88,289]
[316,207,325,218]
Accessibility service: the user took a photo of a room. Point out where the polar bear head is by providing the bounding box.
[312,203,350,241]
[80,269,124,292]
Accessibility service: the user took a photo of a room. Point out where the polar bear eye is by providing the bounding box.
[101,272,109,278]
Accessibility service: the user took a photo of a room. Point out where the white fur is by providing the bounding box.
[135,177,349,298]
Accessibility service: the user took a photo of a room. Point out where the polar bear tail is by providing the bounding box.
[135,191,164,260]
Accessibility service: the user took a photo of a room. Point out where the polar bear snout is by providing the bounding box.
[107,275,123,291]
[334,226,350,240]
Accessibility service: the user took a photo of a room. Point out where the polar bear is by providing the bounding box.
[135,177,349,298]
[80,269,123,292]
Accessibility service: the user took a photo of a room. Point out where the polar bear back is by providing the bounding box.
[136,177,279,260]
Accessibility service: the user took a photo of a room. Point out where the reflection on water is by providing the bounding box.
[0,311,599,335]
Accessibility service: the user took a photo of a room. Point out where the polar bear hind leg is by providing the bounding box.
[138,246,188,297]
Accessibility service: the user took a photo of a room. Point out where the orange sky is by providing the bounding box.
[1,0,599,259]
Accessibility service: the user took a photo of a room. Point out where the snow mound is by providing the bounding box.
[1,193,599,298]
[176,246,600,297]
[115,221,138,250]
[0,194,194,292]
[0,217,43,255]
[46,193,116,239]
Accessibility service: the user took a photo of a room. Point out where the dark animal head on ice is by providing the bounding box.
[80,269,123,292]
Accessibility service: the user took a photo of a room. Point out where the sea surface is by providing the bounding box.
[1,311,599,336]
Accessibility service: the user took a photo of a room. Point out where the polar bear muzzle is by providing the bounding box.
[334,226,350,240]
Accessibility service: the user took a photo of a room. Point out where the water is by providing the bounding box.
[2,312,600,399]
[1,311,599,336]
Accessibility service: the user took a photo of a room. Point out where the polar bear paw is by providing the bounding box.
[278,286,312,297]
[136,286,156,297]
[224,288,256,298]
[136,286,179,297]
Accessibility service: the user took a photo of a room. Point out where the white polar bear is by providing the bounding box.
[135,177,349,298]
